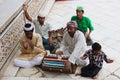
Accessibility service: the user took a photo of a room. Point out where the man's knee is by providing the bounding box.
[76,58,87,66]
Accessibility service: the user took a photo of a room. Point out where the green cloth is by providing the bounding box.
[71,16,94,32]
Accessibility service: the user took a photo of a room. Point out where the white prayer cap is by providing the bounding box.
[38,12,46,17]
[24,23,34,32]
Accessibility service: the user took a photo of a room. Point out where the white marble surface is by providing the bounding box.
[2,61,19,77]
[114,68,120,78]
[1,0,120,80]
[0,0,26,26]
[0,0,26,33]
[104,75,120,80]
[1,77,29,80]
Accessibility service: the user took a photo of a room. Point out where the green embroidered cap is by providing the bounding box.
[76,6,84,11]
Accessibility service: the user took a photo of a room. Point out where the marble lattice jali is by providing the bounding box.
[0,0,47,71]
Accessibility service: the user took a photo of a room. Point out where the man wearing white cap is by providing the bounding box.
[23,4,55,52]
[56,21,87,74]
[14,23,46,68]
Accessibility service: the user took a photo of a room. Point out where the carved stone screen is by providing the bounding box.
[0,0,45,70]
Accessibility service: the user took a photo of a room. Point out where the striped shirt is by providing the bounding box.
[83,49,109,68]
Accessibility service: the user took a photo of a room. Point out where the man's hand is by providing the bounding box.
[48,38,53,44]
[80,56,86,60]
[56,51,63,55]
[48,30,53,44]
[85,33,90,40]
[108,59,114,63]
[23,4,28,11]
[27,39,34,50]
[21,40,29,49]
[23,42,29,49]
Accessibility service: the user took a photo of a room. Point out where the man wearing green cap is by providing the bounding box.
[71,6,94,46]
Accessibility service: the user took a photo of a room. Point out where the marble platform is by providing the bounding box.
[1,0,120,80]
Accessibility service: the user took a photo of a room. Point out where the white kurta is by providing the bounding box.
[58,30,87,65]
[32,19,53,39]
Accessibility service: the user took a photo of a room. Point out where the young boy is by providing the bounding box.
[77,42,113,79]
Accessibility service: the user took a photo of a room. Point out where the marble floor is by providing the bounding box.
[1,0,120,80]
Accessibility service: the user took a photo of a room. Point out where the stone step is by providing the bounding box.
[1,77,74,80]
[39,0,55,18]
[1,77,29,80]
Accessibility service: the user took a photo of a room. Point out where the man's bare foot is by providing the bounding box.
[74,66,81,76]
[75,72,81,76]
[93,74,98,79]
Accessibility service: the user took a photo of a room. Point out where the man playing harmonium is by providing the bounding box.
[56,21,87,75]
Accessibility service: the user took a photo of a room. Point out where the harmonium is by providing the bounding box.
[41,54,73,73]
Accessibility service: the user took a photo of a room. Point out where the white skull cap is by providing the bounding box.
[38,12,46,17]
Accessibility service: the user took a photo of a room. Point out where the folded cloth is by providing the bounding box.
[14,56,44,68]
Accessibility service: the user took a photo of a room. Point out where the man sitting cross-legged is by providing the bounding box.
[14,23,47,68]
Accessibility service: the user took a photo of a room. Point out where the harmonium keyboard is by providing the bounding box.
[41,54,72,73]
